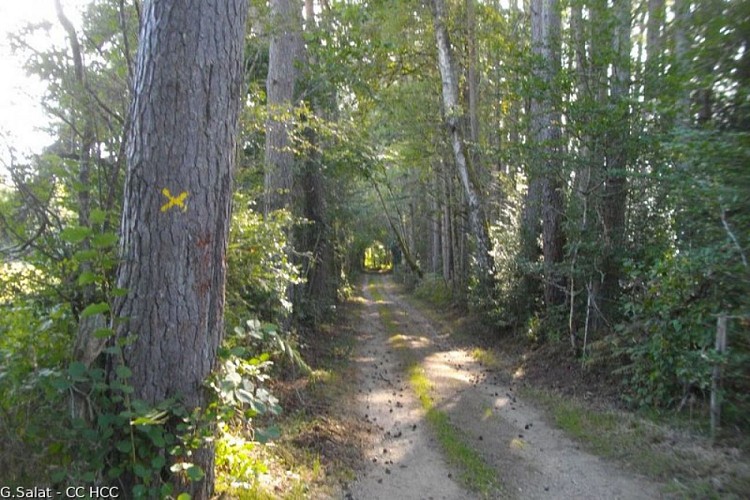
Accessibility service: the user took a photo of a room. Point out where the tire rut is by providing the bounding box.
[345,274,470,500]
[347,275,663,499]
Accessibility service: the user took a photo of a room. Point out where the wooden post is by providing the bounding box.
[711,314,728,440]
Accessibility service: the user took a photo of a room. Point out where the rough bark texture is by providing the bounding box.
[265,0,305,214]
[531,0,566,313]
[430,0,493,289]
[112,0,248,496]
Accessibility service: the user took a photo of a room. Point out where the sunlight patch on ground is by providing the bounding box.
[493,397,510,410]
[510,438,526,450]
[388,333,432,350]
[423,354,473,385]
[482,407,494,421]
[352,355,377,364]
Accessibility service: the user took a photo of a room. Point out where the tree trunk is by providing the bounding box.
[466,0,480,165]
[430,0,494,290]
[531,0,565,315]
[431,172,441,274]
[111,0,247,496]
[441,159,453,282]
[265,0,305,214]
[598,0,631,327]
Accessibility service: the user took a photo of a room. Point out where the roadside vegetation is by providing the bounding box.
[408,277,750,499]
[0,0,747,497]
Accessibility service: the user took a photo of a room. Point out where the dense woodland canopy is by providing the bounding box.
[0,0,748,497]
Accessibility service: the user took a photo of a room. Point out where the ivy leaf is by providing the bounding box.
[67,362,87,380]
[255,425,281,443]
[132,484,147,498]
[115,365,132,380]
[186,465,204,482]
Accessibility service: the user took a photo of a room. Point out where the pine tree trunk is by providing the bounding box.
[111,1,247,496]
[530,0,565,315]
[265,0,304,214]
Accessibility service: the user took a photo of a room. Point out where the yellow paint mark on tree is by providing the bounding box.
[160,188,188,212]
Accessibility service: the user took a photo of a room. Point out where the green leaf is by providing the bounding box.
[255,425,281,443]
[90,208,107,224]
[78,271,99,286]
[74,249,99,261]
[151,455,166,470]
[111,287,129,297]
[131,409,168,426]
[133,462,149,479]
[68,362,87,379]
[81,302,110,318]
[94,327,114,339]
[92,232,118,249]
[115,365,132,380]
[176,494,191,500]
[116,439,131,453]
[132,484,147,498]
[61,225,93,244]
[104,345,122,355]
[186,465,204,482]
[51,377,72,391]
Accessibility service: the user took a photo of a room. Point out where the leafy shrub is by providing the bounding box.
[414,274,452,308]
[618,248,742,409]
[226,194,302,328]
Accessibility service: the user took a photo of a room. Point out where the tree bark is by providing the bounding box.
[531,0,565,314]
[111,0,247,496]
[430,0,494,290]
[265,0,305,214]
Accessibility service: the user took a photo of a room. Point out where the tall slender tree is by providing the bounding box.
[430,0,494,289]
[530,0,565,314]
[110,0,248,496]
[265,0,305,214]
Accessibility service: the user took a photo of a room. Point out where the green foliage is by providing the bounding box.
[226,194,302,327]
[362,241,392,272]
[413,274,452,308]
[618,247,746,410]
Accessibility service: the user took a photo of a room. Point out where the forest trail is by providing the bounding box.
[347,275,662,499]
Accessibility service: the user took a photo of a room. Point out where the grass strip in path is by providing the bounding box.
[369,281,502,498]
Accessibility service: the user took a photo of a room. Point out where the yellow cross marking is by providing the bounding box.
[160,188,188,212]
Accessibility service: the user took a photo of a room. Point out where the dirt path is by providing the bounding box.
[346,275,663,499]
[345,275,471,500]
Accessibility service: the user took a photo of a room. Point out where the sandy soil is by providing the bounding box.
[346,275,663,500]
